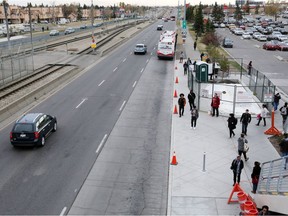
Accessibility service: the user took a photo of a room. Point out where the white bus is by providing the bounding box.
[157,31,176,59]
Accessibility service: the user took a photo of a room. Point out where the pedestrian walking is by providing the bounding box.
[187,57,192,65]
[180,51,184,63]
[258,205,270,215]
[272,92,281,111]
[279,134,288,169]
[200,52,205,61]
[247,61,252,75]
[227,113,238,138]
[238,133,249,161]
[230,155,244,186]
[188,90,196,110]
[191,105,199,129]
[240,109,252,135]
[193,41,197,50]
[178,93,186,118]
[251,161,261,194]
[183,61,188,75]
[280,102,288,135]
[211,93,220,117]
[256,104,269,126]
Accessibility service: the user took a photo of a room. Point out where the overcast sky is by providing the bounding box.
[8,0,234,7]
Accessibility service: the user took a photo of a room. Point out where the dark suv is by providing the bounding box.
[10,113,57,147]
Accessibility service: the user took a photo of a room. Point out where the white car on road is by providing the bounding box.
[242,32,252,39]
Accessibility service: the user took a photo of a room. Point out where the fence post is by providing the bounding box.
[233,85,237,115]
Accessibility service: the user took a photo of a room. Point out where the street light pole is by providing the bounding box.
[28,3,35,72]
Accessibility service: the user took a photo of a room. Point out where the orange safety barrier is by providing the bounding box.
[244,201,254,214]
[173,105,178,114]
[227,183,244,204]
[245,209,258,216]
[171,151,178,165]
[265,109,282,136]
[175,76,179,83]
[237,191,247,211]
[174,90,178,98]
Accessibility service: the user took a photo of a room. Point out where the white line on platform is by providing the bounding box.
[146,59,149,63]
[140,68,144,73]
[96,134,107,154]
[113,67,118,72]
[132,81,137,88]
[59,207,67,216]
[98,80,105,86]
[76,98,87,109]
[119,100,126,111]
[123,58,126,62]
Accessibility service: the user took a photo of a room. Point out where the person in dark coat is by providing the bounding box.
[193,41,197,50]
[183,61,188,75]
[279,134,288,169]
[227,113,238,138]
[251,161,261,193]
[178,93,186,117]
[273,92,281,111]
[211,93,220,117]
[238,133,249,161]
[247,61,252,75]
[240,109,251,135]
[191,105,199,129]
[231,155,244,186]
[188,90,196,110]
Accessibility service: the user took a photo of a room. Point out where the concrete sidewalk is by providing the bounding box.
[168,31,282,215]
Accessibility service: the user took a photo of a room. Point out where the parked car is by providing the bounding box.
[277,35,288,41]
[134,44,147,54]
[10,113,57,147]
[49,29,59,36]
[219,23,226,28]
[157,24,163,30]
[234,28,244,35]
[277,42,288,51]
[242,32,252,39]
[64,27,75,35]
[257,34,267,42]
[222,37,233,48]
[263,40,279,50]
[253,32,261,39]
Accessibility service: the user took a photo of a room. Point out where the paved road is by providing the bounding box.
[216,28,288,95]
[0,19,174,214]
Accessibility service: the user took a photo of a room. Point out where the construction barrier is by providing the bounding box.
[173,105,178,114]
[265,109,282,136]
[244,201,254,214]
[237,191,247,211]
[175,76,179,83]
[174,90,178,98]
[245,209,258,216]
[171,151,178,165]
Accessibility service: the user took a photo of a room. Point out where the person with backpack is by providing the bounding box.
[230,155,244,186]
[190,105,199,130]
[240,109,252,136]
[227,113,237,138]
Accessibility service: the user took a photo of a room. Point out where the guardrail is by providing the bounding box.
[257,156,288,195]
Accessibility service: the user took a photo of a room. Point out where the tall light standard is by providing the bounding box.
[28,2,34,72]
[3,0,11,50]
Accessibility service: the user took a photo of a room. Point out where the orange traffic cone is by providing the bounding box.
[174,90,178,98]
[171,151,178,165]
[175,76,179,83]
[173,105,178,114]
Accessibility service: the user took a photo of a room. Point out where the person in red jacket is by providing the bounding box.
[211,93,220,117]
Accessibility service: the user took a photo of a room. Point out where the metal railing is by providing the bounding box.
[257,156,288,195]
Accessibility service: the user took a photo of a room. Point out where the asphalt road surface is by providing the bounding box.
[0,19,175,214]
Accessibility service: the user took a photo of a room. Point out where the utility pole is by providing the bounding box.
[184,0,186,23]
[3,0,11,50]
[28,2,35,71]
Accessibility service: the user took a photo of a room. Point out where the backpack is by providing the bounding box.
[280,106,287,116]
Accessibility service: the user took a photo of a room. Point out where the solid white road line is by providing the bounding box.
[123,58,127,62]
[98,80,105,86]
[119,100,126,111]
[96,134,107,154]
[59,207,67,216]
[146,59,149,63]
[75,98,88,109]
[132,81,137,88]
[113,67,118,72]
[140,68,144,73]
